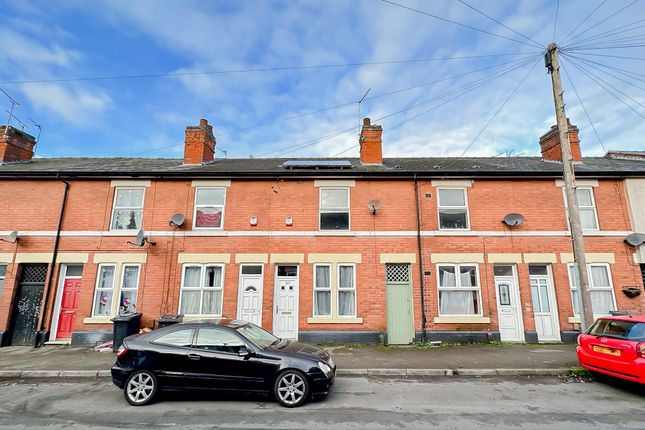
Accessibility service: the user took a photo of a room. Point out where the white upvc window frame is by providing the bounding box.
[337,263,357,318]
[91,264,117,317]
[567,262,617,319]
[193,186,227,230]
[436,263,483,317]
[437,187,470,230]
[118,264,141,315]
[562,186,600,232]
[0,264,6,299]
[110,187,145,231]
[178,264,225,317]
[313,263,332,317]
[319,187,351,231]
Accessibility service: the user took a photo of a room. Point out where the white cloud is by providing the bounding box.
[19,83,112,125]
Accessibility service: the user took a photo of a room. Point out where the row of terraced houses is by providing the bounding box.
[0,118,644,347]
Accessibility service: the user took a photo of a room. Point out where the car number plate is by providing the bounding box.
[592,345,621,356]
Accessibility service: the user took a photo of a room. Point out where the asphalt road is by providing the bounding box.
[0,376,643,429]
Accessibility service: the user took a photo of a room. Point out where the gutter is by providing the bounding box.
[413,174,428,342]
[35,176,69,347]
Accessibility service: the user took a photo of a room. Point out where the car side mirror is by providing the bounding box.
[238,346,253,358]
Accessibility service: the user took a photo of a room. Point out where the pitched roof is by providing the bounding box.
[0,156,644,178]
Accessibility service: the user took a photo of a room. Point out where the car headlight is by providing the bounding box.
[318,361,332,376]
[328,357,335,369]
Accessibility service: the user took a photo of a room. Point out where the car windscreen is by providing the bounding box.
[235,323,279,349]
[588,319,645,341]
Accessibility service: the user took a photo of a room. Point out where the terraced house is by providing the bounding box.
[0,118,644,347]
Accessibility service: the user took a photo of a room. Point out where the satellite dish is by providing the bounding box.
[135,229,146,247]
[169,213,185,227]
[1,231,18,243]
[625,232,645,247]
[503,213,525,227]
[367,199,382,214]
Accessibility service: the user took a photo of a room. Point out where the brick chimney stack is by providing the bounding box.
[0,125,36,163]
[359,117,383,165]
[539,119,582,163]
[184,118,215,164]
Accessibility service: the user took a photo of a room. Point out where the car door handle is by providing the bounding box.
[188,353,201,361]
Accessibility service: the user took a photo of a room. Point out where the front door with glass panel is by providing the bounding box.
[494,266,524,342]
[529,265,561,342]
[273,265,299,339]
[237,265,264,326]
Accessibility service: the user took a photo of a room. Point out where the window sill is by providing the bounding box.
[568,316,581,324]
[433,316,490,324]
[307,317,363,324]
[83,317,113,324]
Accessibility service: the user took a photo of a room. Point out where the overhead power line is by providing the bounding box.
[559,60,609,154]
[460,58,540,156]
[562,0,641,46]
[456,0,544,48]
[559,0,607,45]
[552,0,560,42]
[0,52,534,85]
[561,17,645,48]
[379,0,544,49]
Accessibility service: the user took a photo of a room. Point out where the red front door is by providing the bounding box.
[56,278,81,339]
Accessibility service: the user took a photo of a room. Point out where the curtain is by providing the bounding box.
[590,266,610,287]
[460,266,476,287]
[115,189,144,207]
[205,266,222,288]
[184,266,201,288]
[316,266,330,288]
[122,266,139,289]
[338,291,355,316]
[98,266,115,289]
[196,207,222,228]
[202,290,223,315]
[94,291,112,316]
[315,291,331,316]
[339,266,353,288]
[591,291,614,315]
[120,291,137,314]
[181,291,200,314]
[439,291,475,315]
[439,266,456,287]
[579,208,597,229]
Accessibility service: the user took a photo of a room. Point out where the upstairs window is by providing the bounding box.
[194,187,226,229]
[111,188,144,230]
[437,264,481,315]
[320,188,350,230]
[564,187,598,231]
[438,188,469,230]
[568,263,616,318]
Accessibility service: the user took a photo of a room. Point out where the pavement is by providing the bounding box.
[0,343,580,378]
[1,376,644,429]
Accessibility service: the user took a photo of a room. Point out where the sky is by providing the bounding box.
[0,0,643,159]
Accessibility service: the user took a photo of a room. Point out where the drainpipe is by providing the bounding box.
[35,176,69,347]
[414,174,428,342]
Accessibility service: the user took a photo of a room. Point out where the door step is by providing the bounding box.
[44,340,71,345]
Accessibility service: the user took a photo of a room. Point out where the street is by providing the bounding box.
[0,376,643,429]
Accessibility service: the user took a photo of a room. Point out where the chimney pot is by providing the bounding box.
[0,126,36,163]
[359,117,383,165]
[539,119,582,163]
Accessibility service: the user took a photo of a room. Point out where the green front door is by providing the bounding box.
[385,264,414,345]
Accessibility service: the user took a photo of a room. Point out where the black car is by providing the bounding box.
[111,320,336,407]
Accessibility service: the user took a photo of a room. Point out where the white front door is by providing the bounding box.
[273,265,299,339]
[530,266,561,342]
[237,265,264,326]
[495,275,524,342]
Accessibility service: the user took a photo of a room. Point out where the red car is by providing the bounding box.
[577,314,645,383]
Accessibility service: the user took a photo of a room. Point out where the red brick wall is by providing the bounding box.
[0,177,642,339]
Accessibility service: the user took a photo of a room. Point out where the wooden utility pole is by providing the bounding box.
[545,43,594,331]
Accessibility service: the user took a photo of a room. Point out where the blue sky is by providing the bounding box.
[1,0,643,159]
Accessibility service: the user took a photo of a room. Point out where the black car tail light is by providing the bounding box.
[116,345,128,358]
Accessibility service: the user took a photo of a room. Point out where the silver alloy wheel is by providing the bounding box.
[126,372,155,404]
[277,373,306,406]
